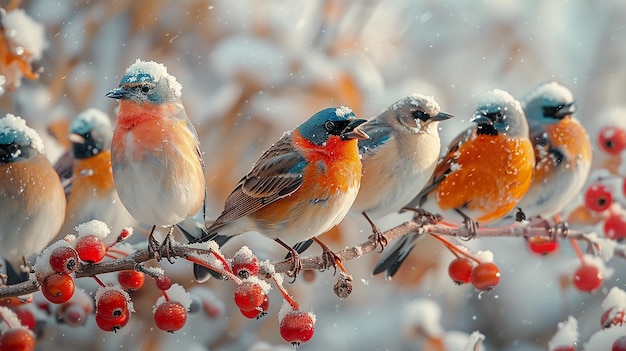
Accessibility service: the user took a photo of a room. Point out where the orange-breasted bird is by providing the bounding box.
[107,59,206,251]
[496,82,592,224]
[192,106,368,282]
[54,108,134,239]
[0,114,66,282]
[374,89,535,278]
[349,94,453,247]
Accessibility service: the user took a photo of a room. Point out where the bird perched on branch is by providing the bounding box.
[192,106,368,282]
[497,82,591,224]
[54,108,133,239]
[374,89,535,278]
[0,114,66,283]
[349,94,453,249]
[107,59,207,255]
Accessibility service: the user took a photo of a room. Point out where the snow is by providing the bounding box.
[243,276,271,295]
[70,108,111,136]
[2,9,47,59]
[32,239,73,282]
[522,81,574,106]
[601,287,626,311]
[335,106,353,117]
[74,220,111,239]
[0,113,44,154]
[277,299,293,323]
[477,89,522,114]
[547,316,578,350]
[0,306,22,331]
[153,283,192,311]
[94,285,134,313]
[231,246,256,266]
[583,325,626,350]
[124,59,182,98]
[403,298,444,337]
[392,93,440,114]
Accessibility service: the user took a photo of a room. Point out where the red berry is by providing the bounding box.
[601,306,626,329]
[599,126,626,155]
[154,301,187,332]
[0,327,35,351]
[527,236,559,255]
[604,212,626,240]
[118,270,145,291]
[13,308,36,331]
[231,247,260,279]
[280,310,315,346]
[614,336,626,351]
[95,309,129,332]
[41,273,75,304]
[154,275,172,291]
[584,183,613,212]
[96,289,129,321]
[553,347,576,351]
[233,281,266,312]
[49,246,79,274]
[470,262,501,291]
[240,294,269,319]
[573,264,603,292]
[448,257,473,284]
[75,235,106,263]
[59,303,88,327]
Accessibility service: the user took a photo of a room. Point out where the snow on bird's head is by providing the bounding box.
[122,59,182,98]
[522,82,574,107]
[70,108,112,136]
[477,89,523,114]
[335,106,353,117]
[473,89,527,137]
[0,113,44,155]
[1,9,47,60]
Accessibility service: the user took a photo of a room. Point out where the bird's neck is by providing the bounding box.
[116,100,177,129]
[292,130,359,163]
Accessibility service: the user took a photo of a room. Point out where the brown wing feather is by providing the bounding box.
[208,133,304,230]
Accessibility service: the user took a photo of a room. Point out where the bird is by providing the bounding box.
[374,89,535,278]
[107,59,207,255]
[192,106,369,282]
[503,82,592,222]
[54,108,134,239]
[0,113,66,283]
[349,93,453,248]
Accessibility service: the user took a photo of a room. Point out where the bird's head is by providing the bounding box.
[522,82,576,125]
[297,106,369,145]
[69,108,113,159]
[471,89,528,138]
[392,93,453,133]
[105,59,183,104]
[0,114,44,164]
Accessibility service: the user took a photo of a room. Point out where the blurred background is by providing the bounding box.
[2,0,626,350]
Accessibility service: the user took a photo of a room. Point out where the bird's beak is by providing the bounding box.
[342,118,370,140]
[431,112,454,122]
[555,102,576,119]
[105,87,129,100]
[68,133,86,144]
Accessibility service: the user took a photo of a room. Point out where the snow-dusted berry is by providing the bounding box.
[231,246,260,279]
[49,246,79,274]
[233,280,268,312]
[118,270,145,291]
[96,288,130,321]
[279,310,315,346]
[0,327,35,351]
[527,236,559,255]
[75,235,106,263]
[604,212,626,240]
[584,183,613,212]
[95,309,129,332]
[239,294,269,319]
[598,126,626,155]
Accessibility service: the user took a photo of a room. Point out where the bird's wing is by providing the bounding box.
[357,119,393,156]
[52,149,75,198]
[210,134,305,227]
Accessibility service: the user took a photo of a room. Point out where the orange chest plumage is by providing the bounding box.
[72,151,115,195]
[252,130,362,221]
[435,133,534,222]
[111,101,196,163]
[534,118,591,180]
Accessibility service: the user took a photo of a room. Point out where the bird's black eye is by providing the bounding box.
[140,84,151,93]
[411,109,430,121]
[485,111,503,120]
[324,121,336,131]
[543,105,563,117]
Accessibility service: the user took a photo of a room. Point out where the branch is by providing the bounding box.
[1,216,623,299]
